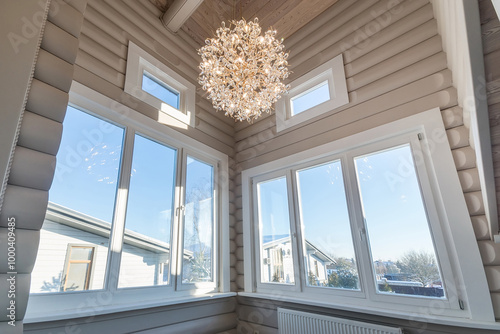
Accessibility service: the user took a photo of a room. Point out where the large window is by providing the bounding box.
[257,176,295,285]
[296,160,359,290]
[354,144,444,298]
[27,83,229,320]
[242,109,494,322]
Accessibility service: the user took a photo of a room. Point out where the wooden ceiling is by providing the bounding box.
[151,0,339,46]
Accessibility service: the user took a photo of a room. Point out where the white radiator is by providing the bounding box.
[277,308,403,334]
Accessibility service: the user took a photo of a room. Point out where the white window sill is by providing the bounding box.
[237,292,500,331]
[24,292,236,323]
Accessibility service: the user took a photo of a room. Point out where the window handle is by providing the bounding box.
[359,227,366,242]
[176,205,185,216]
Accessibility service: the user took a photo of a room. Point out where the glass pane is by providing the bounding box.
[119,135,177,288]
[30,106,124,293]
[182,157,214,283]
[142,71,180,109]
[64,263,91,292]
[291,81,330,116]
[257,177,295,284]
[297,161,359,290]
[70,247,94,261]
[354,144,445,298]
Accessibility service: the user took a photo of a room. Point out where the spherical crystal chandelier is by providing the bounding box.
[198,18,290,122]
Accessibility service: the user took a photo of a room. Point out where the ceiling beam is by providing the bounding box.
[161,0,205,32]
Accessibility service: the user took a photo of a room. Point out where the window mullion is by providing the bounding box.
[288,168,306,292]
[286,170,302,291]
[104,128,136,292]
[341,154,376,298]
[171,147,185,290]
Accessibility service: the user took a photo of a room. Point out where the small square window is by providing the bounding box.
[142,71,180,109]
[125,41,195,127]
[276,54,348,132]
[291,81,330,116]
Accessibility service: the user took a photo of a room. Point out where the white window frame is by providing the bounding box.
[176,149,219,292]
[252,170,301,293]
[276,54,349,132]
[124,41,196,127]
[25,82,231,323]
[243,108,496,325]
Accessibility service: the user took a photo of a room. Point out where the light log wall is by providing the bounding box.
[481,0,500,319]
[232,0,500,322]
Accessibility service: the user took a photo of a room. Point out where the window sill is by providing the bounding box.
[237,292,500,331]
[25,292,236,324]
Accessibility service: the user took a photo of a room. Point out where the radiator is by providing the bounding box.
[277,308,403,334]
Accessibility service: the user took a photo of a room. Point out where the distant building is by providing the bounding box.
[30,202,193,293]
[261,235,335,285]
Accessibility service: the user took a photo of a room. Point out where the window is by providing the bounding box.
[118,134,177,288]
[27,82,229,320]
[30,106,124,294]
[142,71,180,109]
[61,245,96,292]
[354,144,444,298]
[242,108,494,322]
[276,54,349,132]
[256,176,295,285]
[124,41,195,127]
[182,156,215,284]
[296,160,359,290]
[291,81,330,116]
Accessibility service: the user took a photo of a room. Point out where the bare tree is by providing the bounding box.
[396,251,440,286]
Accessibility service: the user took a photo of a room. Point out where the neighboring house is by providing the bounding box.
[31,202,193,293]
[261,235,335,285]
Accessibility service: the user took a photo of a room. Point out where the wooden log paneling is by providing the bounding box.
[347,40,444,91]
[472,215,492,241]
[479,240,500,266]
[458,168,482,193]
[238,321,278,334]
[236,71,453,165]
[485,266,500,292]
[492,293,500,319]
[452,146,477,171]
[465,191,486,216]
[441,106,464,128]
[446,126,470,150]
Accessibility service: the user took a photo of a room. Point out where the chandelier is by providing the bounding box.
[198,18,290,122]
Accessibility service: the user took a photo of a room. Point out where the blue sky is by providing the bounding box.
[50,106,124,224]
[354,145,437,261]
[297,160,356,260]
[142,72,179,109]
[291,81,330,116]
[124,134,177,243]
